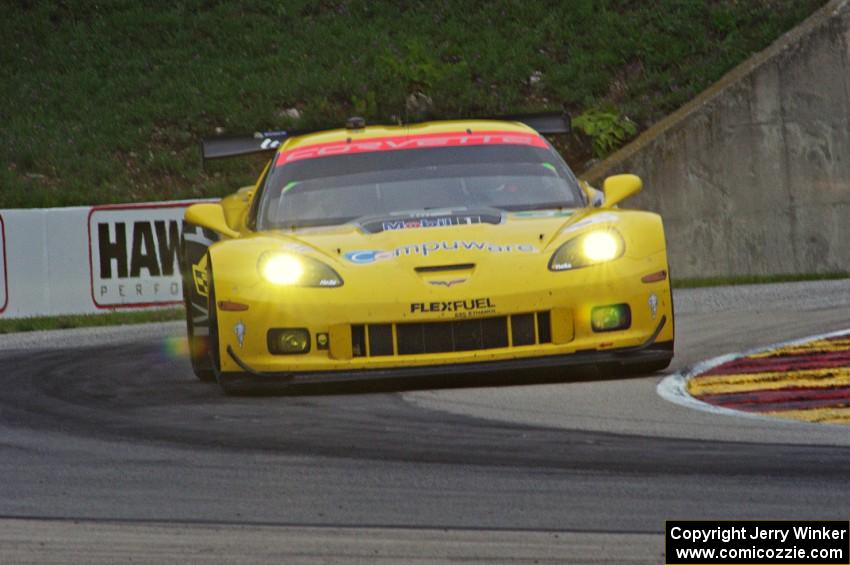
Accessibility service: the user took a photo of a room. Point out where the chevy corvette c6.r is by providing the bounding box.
[181,115,673,393]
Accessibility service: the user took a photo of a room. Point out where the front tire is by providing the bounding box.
[183,285,215,382]
[181,224,218,382]
[207,263,245,396]
[207,263,222,378]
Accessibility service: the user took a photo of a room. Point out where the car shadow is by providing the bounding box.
[224,363,663,397]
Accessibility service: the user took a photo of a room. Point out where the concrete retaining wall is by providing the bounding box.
[584,0,850,279]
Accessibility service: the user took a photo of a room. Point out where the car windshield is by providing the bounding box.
[257,142,584,230]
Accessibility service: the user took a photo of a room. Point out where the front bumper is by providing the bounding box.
[210,243,675,379]
[216,317,672,391]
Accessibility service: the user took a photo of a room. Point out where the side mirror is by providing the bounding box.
[236,185,255,202]
[185,203,239,239]
[580,181,605,207]
[601,174,642,208]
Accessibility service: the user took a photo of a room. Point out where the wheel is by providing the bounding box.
[206,262,243,396]
[182,280,214,382]
[623,262,676,377]
[206,262,222,375]
[205,259,259,396]
[181,224,218,382]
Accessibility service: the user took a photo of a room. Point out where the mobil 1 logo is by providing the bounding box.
[88,203,194,307]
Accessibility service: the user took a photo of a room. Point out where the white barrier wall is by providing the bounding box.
[0,201,204,319]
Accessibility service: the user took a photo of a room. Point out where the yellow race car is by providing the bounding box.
[181,114,673,393]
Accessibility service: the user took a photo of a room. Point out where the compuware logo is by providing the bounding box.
[344,240,538,264]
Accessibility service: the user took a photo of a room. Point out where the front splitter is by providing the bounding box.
[216,317,671,392]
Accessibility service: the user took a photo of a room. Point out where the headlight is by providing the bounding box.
[258,252,343,287]
[582,231,620,262]
[548,229,625,271]
[261,254,304,284]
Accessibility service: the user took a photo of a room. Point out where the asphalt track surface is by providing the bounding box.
[1,280,849,564]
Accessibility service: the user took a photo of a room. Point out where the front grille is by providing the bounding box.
[351,311,551,357]
[511,313,535,346]
[351,324,366,357]
[368,324,393,356]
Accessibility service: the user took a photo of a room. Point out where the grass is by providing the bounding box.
[0,273,846,334]
[1,0,826,209]
[0,308,184,334]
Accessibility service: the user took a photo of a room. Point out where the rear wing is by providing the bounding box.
[201,111,571,163]
[500,111,571,135]
[201,129,307,162]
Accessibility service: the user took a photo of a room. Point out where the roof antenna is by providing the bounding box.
[346,116,366,130]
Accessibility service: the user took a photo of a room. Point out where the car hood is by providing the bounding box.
[247,208,621,269]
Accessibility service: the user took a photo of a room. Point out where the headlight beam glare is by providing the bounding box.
[261,254,304,285]
[582,231,619,262]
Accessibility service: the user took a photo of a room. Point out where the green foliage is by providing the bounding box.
[572,109,638,158]
[381,39,444,91]
[0,0,827,208]
[0,308,184,334]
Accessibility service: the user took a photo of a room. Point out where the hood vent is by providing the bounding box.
[414,263,475,273]
[358,211,502,234]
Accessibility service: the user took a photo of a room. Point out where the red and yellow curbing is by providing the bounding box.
[685,332,850,424]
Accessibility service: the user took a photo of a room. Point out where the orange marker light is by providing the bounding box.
[218,300,249,312]
[641,270,667,283]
